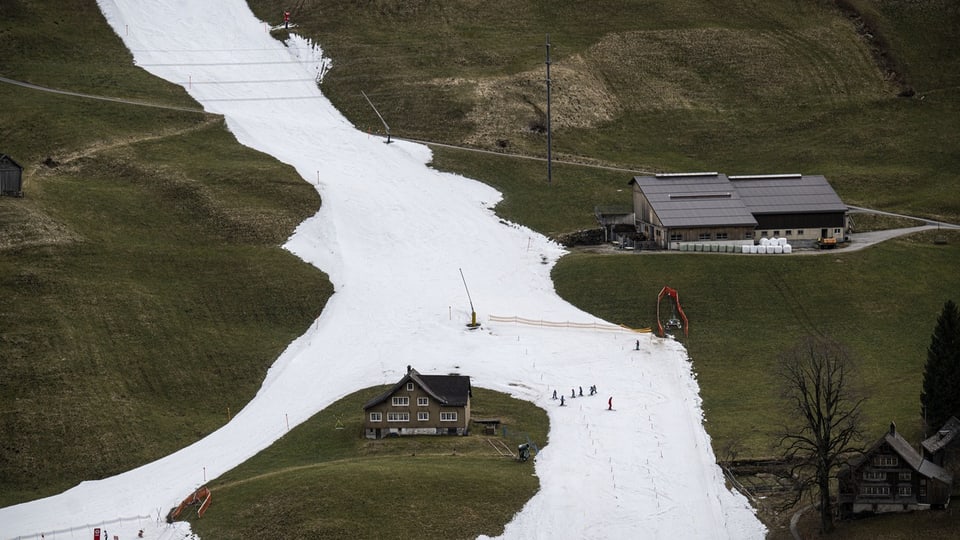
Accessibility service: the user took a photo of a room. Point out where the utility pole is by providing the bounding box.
[545,34,552,185]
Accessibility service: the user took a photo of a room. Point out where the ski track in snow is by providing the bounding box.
[1,1,765,539]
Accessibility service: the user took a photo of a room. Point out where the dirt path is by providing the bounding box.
[2,75,220,177]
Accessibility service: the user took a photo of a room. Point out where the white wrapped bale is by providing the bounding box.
[783,244,793,254]
[750,245,758,254]
[773,245,783,254]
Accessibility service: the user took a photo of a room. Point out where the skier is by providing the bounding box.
[571,388,576,398]
[608,396,613,410]
[552,389,558,400]
[560,395,565,406]
[579,386,583,397]
[283,9,290,29]
[635,339,640,350]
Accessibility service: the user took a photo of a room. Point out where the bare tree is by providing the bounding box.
[778,336,866,534]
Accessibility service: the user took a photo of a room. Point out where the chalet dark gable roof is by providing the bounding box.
[362,368,471,409]
[418,374,471,406]
[0,154,23,169]
[922,416,960,455]
[841,423,953,485]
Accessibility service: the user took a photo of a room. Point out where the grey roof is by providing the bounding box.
[630,173,847,229]
[729,174,847,215]
[922,416,960,455]
[0,154,23,169]
[630,173,757,228]
[363,368,471,409]
[843,424,953,485]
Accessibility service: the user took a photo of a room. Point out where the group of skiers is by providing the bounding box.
[551,385,610,409]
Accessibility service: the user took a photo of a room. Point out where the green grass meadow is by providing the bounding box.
[3,0,960,537]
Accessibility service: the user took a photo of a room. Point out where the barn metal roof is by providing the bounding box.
[730,174,847,215]
[630,173,757,228]
[631,172,846,228]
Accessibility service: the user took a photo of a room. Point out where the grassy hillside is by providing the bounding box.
[251,0,959,224]
[0,1,333,505]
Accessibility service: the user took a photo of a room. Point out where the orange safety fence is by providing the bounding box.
[488,314,651,333]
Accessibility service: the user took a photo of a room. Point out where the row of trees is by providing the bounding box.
[778,299,959,533]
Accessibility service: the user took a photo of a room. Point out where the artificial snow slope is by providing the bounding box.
[1,1,765,539]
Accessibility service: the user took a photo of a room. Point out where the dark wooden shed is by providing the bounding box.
[0,154,24,197]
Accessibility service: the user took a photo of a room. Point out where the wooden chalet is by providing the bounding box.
[838,422,953,518]
[362,366,471,439]
[0,154,24,197]
[922,416,960,494]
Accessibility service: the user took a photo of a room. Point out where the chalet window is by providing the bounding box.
[417,412,429,421]
[417,397,429,406]
[744,232,754,239]
[761,231,768,237]
[369,412,382,422]
[899,472,911,481]
[716,232,728,240]
[797,229,804,235]
[863,471,886,481]
[440,412,458,422]
[860,486,890,496]
[698,232,711,241]
[392,397,409,406]
[897,486,912,496]
[669,232,683,241]
[785,230,792,236]
[774,231,780,237]
[387,412,409,422]
[406,383,415,391]
[834,228,842,235]
[873,455,898,467]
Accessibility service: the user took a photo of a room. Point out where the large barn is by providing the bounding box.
[629,172,848,249]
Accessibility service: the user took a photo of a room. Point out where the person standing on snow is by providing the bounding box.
[283,9,290,29]
[608,396,613,410]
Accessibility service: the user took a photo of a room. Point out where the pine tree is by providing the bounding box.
[921,300,960,431]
